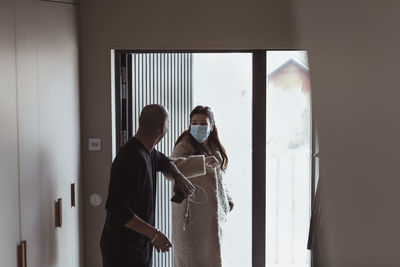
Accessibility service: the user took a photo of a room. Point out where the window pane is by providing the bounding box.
[266,51,311,267]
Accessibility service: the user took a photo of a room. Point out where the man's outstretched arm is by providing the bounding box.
[162,160,195,197]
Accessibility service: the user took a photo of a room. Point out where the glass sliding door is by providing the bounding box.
[266,51,312,267]
[192,53,253,267]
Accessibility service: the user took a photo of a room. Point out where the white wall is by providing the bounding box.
[294,2,400,266]
[0,0,82,266]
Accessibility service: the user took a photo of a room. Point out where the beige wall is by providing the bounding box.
[0,0,82,266]
[294,1,400,266]
[81,1,400,266]
[79,0,295,266]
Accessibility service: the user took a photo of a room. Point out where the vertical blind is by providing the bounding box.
[131,53,193,267]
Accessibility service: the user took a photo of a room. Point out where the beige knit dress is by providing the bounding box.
[167,136,233,267]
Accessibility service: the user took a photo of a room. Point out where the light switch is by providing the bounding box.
[88,138,101,151]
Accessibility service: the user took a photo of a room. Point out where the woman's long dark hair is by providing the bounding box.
[175,106,228,171]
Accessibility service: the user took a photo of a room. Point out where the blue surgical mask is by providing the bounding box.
[190,125,210,143]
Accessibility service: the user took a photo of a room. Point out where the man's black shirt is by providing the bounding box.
[101,137,170,267]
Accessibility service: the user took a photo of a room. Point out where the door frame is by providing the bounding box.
[113,49,314,267]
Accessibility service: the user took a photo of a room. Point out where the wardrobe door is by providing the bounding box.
[0,0,21,266]
[15,0,41,264]
[36,2,81,267]
[17,1,81,267]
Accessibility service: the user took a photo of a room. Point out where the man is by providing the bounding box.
[101,104,194,267]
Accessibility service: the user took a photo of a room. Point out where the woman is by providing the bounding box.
[169,106,233,267]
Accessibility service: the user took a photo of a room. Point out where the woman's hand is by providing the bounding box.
[151,230,172,253]
[205,156,219,168]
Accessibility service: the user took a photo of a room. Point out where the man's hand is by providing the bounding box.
[151,230,172,253]
[174,174,194,198]
[143,225,172,253]
[125,215,172,253]
[162,161,194,198]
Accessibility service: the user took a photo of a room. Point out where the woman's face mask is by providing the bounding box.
[190,125,210,143]
[190,113,213,143]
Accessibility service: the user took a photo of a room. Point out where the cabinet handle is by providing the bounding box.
[55,198,62,228]
[18,240,27,267]
[71,183,76,207]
